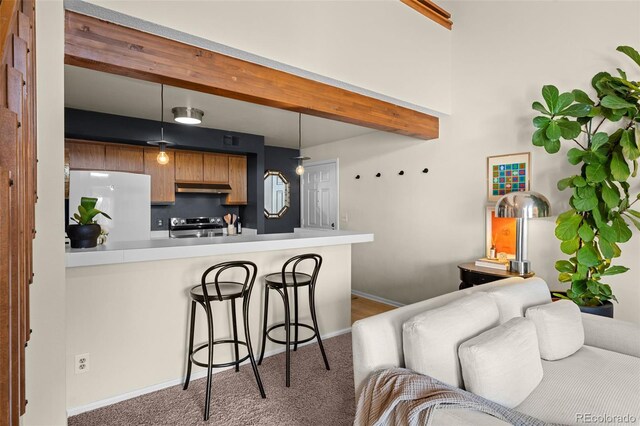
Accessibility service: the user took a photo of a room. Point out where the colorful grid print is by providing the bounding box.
[492,163,527,197]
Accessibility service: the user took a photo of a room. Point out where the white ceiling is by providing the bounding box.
[64,65,376,148]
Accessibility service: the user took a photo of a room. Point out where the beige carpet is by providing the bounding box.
[69,333,355,425]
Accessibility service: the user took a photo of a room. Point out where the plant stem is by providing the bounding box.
[573,139,587,150]
[593,117,607,134]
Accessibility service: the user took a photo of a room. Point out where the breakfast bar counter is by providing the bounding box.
[65,229,373,413]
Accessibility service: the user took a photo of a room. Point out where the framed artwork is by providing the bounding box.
[485,206,517,259]
[487,152,531,202]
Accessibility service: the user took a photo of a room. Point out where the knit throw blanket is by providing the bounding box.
[354,368,551,426]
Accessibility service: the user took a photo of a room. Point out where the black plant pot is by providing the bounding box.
[578,301,614,318]
[67,224,101,249]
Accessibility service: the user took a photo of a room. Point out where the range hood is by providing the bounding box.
[175,182,232,194]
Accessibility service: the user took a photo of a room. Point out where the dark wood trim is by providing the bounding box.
[400,0,453,30]
[64,11,439,140]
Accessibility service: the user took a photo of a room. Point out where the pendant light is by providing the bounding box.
[147,84,174,165]
[292,113,310,175]
[171,107,204,125]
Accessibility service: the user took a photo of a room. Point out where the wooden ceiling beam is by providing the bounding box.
[64,11,439,140]
[400,0,453,30]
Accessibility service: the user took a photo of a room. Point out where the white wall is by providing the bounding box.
[24,1,67,425]
[83,0,453,114]
[305,0,640,323]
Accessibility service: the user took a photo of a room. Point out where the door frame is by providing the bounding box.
[300,159,340,230]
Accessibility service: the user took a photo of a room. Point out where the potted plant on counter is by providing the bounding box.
[531,45,640,317]
[67,197,112,248]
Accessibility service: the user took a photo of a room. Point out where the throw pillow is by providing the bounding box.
[525,299,584,360]
[484,277,551,323]
[458,317,543,408]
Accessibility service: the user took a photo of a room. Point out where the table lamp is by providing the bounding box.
[495,191,551,275]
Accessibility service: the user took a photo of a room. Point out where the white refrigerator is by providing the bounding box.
[69,170,151,243]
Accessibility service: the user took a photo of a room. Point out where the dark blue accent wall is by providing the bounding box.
[264,146,301,233]
[65,108,270,233]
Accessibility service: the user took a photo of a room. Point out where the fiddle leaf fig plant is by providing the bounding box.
[70,196,112,226]
[532,45,640,307]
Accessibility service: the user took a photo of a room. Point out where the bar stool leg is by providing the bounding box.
[258,286,270,365]
[281,287,291,387]
[243,293,266,398]
[203,303,215,421]
[183,300,197,390]
[230,300,240,372]
[309,286,330,371]
[293,286,299,352]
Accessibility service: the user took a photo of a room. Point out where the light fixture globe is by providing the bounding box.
[156,149,170,165]
[295,164,305,176]
[495,191,551,275]
[172,107,204,125]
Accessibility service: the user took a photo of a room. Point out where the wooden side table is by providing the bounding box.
[458,263,534,290]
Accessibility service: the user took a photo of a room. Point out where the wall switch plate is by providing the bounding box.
[157,219,163,227]
[75,353,90,374]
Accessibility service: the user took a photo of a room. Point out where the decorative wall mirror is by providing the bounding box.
[264,170,290,219]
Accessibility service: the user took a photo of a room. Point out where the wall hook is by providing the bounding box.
[375,172,381,178]
[398,170,405,176]
[422,168,429,174]
[355,175,361,179]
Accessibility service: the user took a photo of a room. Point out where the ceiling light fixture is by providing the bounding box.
[172,107,204,125]
[147,84,174,165]
[291,113,310,175]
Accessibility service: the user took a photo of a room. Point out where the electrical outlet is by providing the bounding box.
[75,353,90,374]
[157,219,163,227]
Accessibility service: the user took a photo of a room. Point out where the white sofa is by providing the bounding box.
[352,277,640,425]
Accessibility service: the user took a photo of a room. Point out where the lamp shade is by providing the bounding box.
[496,191,551,219]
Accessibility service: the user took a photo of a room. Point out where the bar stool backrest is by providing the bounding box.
[281,254,322,287]
[200,261,258,302]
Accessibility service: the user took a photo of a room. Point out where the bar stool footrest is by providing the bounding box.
[265,322,316,346]
[190,340,250,369]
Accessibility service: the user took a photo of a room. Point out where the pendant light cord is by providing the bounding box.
[298,113,302,151]
[160,84,164,141]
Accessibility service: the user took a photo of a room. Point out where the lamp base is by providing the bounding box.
[509,259,531,275]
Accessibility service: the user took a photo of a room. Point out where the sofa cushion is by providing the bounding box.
[458,317,543,408]
[525,300,584,360]
[402,292,499,388]
[516,345,640,424]
[484,277,551,323]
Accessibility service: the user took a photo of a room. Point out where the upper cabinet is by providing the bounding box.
[66,139,106,170]
[203,153,229,183]
[225,155,247,205]
[105,145,144,173]
[144,148,175,204]
[175,151,203,182]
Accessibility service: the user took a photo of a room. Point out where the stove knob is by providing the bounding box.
[180,219,186,225]
[171,218,178,226]
[210,218,215,223]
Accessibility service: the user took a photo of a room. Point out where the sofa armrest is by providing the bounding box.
[582,313,640,358]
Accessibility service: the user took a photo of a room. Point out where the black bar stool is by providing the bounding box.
[258,253,330,387]
[183,261,266,421]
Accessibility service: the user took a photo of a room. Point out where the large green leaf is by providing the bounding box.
[546,120,562,140]
[612,214,632,242]
[557,209,577,223]
[532,128,548,147]
[627,209,640,218]
[573,176,587,187]
[572,195,598,211]
[599,237,615,259]
[617,45,640,67]
[611,149,631,181]
[577,244,601,267]
[557,120,581,139]
[601,182,620,209]
[585,163,608,183]
[601,265,630,276]
[533,116,551,129]
[578,224,595,242]
[620,129,640,161]
[590,132,609,151]
[555,213,582,240]
[560,237,581,255]
[572,89,595,106]
[558,272,573,283]
[598,223,618,243]
[624,214,640,231]
[559,103,591,117]
[544,138,561,154]
[555,260,576,273]
[542,85,560,113]
[532,101,550,115]
[557,176,574,191]
[556,92,575,113]
[601,95,634,110]
[567,148,585,165]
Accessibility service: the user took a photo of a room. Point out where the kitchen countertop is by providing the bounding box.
[65,229,374,268]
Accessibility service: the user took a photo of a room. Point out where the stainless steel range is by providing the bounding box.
[169,217,224,238]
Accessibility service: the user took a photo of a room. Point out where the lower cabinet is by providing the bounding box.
[144,148,175,204]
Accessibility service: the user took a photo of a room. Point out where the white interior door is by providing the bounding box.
[301,160,338,230]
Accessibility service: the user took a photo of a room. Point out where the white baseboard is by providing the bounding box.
[66,327,351,418]
[351,290,405,308]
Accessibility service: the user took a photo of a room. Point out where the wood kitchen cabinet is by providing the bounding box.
[105,144,144,173]
[203,153,229,183]
[175,151,203,182]
[66,139,106,170]
[225,155,247,205]
[144,148,175,204]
